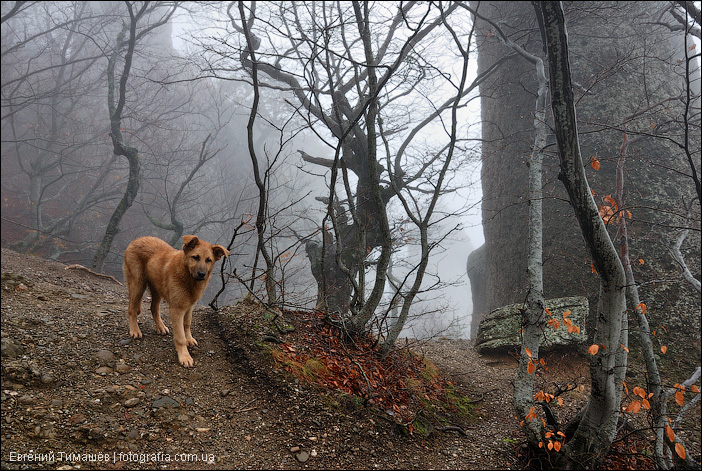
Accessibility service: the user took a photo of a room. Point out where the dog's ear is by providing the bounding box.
[212,245,229,261]
[182,235,199,253]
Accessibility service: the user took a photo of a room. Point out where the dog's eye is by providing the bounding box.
[192,255,200,261]
[206,258,212,263]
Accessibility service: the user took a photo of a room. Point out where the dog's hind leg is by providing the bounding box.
[149,288,169,335]
[124,262,146,339]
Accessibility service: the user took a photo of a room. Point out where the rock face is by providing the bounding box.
[466,245,486,340]
[471,1,701,374]
[475,296,588,354]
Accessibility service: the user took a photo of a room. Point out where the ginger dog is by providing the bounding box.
[123,235,228,367]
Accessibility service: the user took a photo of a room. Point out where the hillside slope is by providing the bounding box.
[1,247,570,470]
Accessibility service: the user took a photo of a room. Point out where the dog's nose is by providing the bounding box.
[196,271,206,279]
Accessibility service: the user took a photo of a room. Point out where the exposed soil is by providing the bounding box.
[1,247,696,470]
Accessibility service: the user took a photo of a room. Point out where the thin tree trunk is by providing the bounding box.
[237,1,277,304]
[540,2,628,468]
[92,11,140,273]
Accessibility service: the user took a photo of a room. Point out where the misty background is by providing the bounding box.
[1,2,487,340]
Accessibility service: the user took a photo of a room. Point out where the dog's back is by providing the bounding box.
[123,236,173,281]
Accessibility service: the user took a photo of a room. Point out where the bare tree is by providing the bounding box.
[204,1,506,342]
[537,3,628,467]
[92,1,177,271]
[1,2,119,257]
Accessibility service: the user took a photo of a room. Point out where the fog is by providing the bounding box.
[1,2,487,341]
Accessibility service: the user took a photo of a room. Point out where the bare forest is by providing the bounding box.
[2,1,700,469]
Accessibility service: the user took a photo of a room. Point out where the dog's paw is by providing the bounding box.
[155,323,170,335]
[186,337,198,347]
[178,354,194,367]
[129,328,143,339]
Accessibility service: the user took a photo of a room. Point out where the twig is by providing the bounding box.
[231,399,258,414]
[64,264,123,285]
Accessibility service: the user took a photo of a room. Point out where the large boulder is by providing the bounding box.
[475,296,588,354]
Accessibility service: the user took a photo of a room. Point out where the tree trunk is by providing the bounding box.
[540,3,628,467]
[92,17,140,273]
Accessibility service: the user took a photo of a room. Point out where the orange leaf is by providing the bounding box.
[548,441,554,451]
[661,345,667,354]
[625,400,642,414]
[588,344,599,355]
[621,344,629,353]
[626,210,632,219]
[690,385,699,393]
[527,361,536,375]
[633,386,645,398]
[642,398,650,410]
[675,391,684,406]
[639,258,645,265]
[591,261,598,274]
[665,424,675,443]
[675,442,686,459]
[636,303,647,315]
[563,310,571,318]
[591,157,601,171]
[525,406,537,420]
[538,441,543,448]
[558,397,563,406]
[554,441,562,452]
[545,431,553,438]
[604,194,618,211]
[524,347,532,358]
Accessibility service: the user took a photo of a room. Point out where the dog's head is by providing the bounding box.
[182,235,229,281]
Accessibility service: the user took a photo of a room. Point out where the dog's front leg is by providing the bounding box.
[170,309,194,367]
[184,307,198,347]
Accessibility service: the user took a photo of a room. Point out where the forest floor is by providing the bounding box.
[1,247,698,470]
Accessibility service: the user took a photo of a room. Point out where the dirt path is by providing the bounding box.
[1,247,520,470]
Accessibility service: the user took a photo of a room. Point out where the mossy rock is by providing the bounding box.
[475,296,588,354]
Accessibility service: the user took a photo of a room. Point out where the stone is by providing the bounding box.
[124,398,140,407]
[296,451,310,463]
[40,373,55,384]
[475,296,588,354]
[95,349,116,366]
[152,396,180,409]
[96,366,113,375]
[1,338,24,359]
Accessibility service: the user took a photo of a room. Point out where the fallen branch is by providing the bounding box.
[65,264,122,285]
